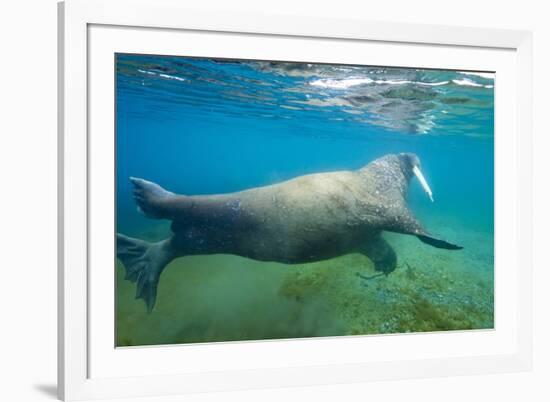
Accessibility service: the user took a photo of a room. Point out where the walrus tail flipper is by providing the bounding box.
[417,234,463,250]
[116,233,172,312]
[130,177,174,219]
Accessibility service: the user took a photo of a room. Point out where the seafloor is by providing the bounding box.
[116,213,493,347]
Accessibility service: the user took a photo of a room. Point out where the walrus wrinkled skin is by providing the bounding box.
[117,153,462,311]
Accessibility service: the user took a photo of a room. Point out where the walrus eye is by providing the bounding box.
[412,165,434,202]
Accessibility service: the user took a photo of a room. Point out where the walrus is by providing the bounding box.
[117,153,462,311]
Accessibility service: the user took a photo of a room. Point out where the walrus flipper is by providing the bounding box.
[116,234,172,312]
[130,177,174,219]
[417,234,463,250]
[385,209,463,251]
[403,217,464,250]
[361,235,398,274]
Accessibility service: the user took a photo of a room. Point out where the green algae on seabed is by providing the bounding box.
[116,221,493,347]
[278,240,493,336]
[116,255,346,347]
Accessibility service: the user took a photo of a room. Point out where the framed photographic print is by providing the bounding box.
[58,0,533,400]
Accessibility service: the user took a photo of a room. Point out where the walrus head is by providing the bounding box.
[397,153,434,202]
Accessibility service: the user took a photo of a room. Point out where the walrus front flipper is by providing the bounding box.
[383,211,463,251]
[116,234,172,312]
[361,235,398,274]
[417,234,463,250]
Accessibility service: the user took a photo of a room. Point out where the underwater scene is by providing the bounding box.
[115,54,494,347]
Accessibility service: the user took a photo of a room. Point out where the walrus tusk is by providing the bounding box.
[412,165,434,202]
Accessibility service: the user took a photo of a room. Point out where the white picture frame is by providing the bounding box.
[58,0,533,400]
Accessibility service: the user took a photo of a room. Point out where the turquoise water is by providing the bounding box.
[115,54,494,346]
